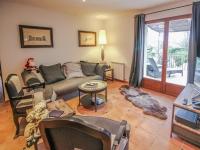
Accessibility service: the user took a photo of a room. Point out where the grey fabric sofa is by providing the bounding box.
[47,75,102,97]
[22,63,108,98]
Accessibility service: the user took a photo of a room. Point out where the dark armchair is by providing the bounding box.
[39,115,130,150]
[5,74,35,137]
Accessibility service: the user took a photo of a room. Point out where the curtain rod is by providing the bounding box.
[145,4,192,15]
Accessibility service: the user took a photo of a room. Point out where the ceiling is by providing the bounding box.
[3,0,183,14]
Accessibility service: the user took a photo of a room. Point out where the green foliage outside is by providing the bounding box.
[168,47,188,67]
[147,47,188,67]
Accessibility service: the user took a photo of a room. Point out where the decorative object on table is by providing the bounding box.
[49,110,64,118]
[78,30,96,47]
[78,80,107,112]
[84,81,98,88]
[98,30,107,62]
[104,68,114,81]
[25,100,49,147]
[24,58,39,72]
[19,25,53,48]
[120,85,167,120]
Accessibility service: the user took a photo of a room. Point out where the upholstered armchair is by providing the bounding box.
[5,74,35,137]
[39,115,131,150]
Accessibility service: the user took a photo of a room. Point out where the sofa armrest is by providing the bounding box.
[22,82,45,90]
[95,63,109,77]
[11,94,33,101]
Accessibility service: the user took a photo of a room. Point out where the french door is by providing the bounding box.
[142,15,192,96]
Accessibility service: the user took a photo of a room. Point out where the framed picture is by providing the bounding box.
[78,30,96,47]
[19,25,53,48]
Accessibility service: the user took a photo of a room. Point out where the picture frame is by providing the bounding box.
[78,30,96,47]
[19,25,53,48]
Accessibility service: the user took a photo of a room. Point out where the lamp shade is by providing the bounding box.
[98,30,107,45]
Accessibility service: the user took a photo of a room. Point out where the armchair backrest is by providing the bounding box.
[39,117,112,150]
[5,74,24,99]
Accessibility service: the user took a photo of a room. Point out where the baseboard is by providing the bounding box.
[113,79,128,83]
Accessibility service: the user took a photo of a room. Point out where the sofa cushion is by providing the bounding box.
[21,70,44,87]
[39,64,66,84]
[80,61,99,76]
[63,62,85,79]
[46,75,102,97]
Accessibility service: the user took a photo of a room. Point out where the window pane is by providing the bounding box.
[144,22,164,81]
[166,18,191,86]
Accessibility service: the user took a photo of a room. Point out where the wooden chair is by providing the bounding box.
[5,74,35,137]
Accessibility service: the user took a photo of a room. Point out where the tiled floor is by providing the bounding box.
[0,81,199,150]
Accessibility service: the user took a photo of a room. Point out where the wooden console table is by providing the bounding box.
[170,84,200,146]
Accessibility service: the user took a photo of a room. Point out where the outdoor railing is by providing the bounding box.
[167,53,187,69]
[148,53,188,69]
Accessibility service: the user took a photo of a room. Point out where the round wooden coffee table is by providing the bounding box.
[78,80,107,112]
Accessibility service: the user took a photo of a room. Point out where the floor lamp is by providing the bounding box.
[98,30,107,62]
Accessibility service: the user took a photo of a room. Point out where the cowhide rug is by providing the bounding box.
[120,85,167,120]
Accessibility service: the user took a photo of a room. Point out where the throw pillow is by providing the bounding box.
[39,64,66,84]
[62,62,85,79]
[21,70,41,86]
[80,61,99,76]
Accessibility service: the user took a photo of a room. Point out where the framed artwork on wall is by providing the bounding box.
[19,25,53,48]
[78,30,96,47]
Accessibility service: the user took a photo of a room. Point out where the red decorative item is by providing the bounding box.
[25,58,38,71]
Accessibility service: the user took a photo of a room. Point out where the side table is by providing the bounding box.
[104,68,114,81]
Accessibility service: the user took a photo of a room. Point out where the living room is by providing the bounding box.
[0,0,199,150]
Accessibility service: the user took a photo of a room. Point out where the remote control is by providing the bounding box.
[182,98,188,105]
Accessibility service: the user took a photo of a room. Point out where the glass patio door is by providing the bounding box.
[143,15,191,96]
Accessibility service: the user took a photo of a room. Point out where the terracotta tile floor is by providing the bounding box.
[0,81,199,150]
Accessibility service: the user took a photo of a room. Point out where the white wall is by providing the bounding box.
[104,12,137,81]
[0,1,104,84]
